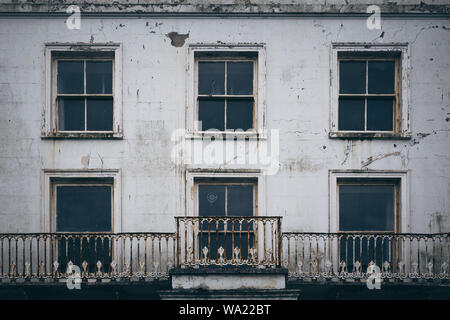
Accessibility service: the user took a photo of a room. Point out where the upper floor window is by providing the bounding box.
[42,44,123,139]
[196,53,257,132]
[338,57,397,132]
[56,58,113,132]
[329,44,410,139]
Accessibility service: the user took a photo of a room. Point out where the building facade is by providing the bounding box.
[0,0,449,299]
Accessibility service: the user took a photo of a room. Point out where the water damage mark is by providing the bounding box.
[361,152,401,168]
[166,32,189,47]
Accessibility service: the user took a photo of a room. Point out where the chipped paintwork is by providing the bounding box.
[166,31,189,47]
[0,1,449,15]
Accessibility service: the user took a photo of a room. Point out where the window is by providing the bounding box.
[43,44,123,138]
[42,169,122,232]
[338,179,398,232]
[52,178,113,232]
[337,178,399,269]
[50,177,114,272]
[56,59,114,132]
[196,178,257,260]
[330,44,410,139]
[338,57,397,132]
[329,171,409,271]
[196,53,257,132]
[187,45,267,137]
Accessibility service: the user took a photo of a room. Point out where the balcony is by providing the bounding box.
[0,217,448,284]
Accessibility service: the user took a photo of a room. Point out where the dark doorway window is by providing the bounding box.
[56,185,112,232]
[338,58,397,132]
[337,179,399,271]
[197,181,256,261]
[52,178,113,272]
[197,56,255,131]
[339,183,396,232]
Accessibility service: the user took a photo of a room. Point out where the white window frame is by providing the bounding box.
[185,169,266,218]
[329,170,410,234]
[42,43,123,139]
[329,43,411,139]
[186,44,267,140]
[41,169,122,233]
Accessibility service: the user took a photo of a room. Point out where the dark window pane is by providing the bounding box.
[198,62,225,95]
[226,99,253,131]
[86,61,113,94]
[227,185,253,217]
[199,185,226,217]
[339,61,366,94]
[56,186,112,232]
[338,97,365,131]
[57,61,84,94]
[87,97,113,131]
[368,61,395,94]
[339,184,395,231]
[58,97,85,131]
[367,97,393,131]
[198,99,224,131]
[227,62,253,95]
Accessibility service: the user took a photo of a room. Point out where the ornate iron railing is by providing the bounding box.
[282,232,450,280]
[0,233,176,280]
[0,228,448,281]
[175,216,282,268]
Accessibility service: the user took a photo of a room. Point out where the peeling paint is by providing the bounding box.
[81,155,90,168]
[166,32,189,47]
[361,152,401,168]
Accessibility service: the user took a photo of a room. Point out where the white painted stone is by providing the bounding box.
[172,274,286,290]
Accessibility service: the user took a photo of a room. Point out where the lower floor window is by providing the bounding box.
[337,178,399,269]
[52,178,113,270]
[338,178,398,232]
[53,179,113,232]
[196,179,256,260]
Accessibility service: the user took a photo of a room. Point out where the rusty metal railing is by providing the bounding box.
[282,232,450,280]
[1,228,448,282]
[0,233,176,280]
[175,216,282,268]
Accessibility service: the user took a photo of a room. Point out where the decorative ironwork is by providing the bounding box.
[0,232,175,281]
[282,232,449,280]
[175,216,282,268]
[0,227,448,282]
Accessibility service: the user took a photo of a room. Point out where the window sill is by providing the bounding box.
[41,132,123,140]
[186,131,267,141]
[329,131,411,140]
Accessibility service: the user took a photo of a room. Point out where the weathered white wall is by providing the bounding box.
[0,15,449,233]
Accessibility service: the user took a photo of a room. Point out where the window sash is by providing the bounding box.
[195,58,257,131]
[51,181,113,233]
[338,58,399,132]
[53,58,114,132]
[337,181,399,233]
[196,182,257,217]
